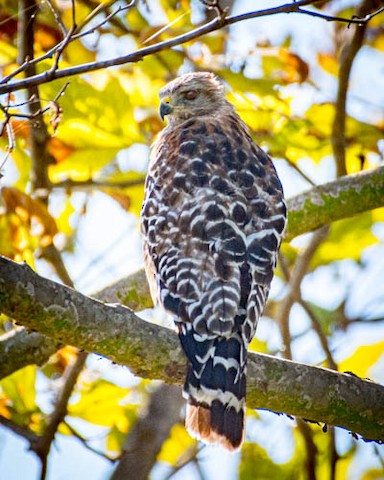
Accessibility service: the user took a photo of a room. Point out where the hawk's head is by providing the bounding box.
[159,72,231,124]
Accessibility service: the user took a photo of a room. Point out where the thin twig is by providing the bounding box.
[64,421,117,462]
[224,1,380,25]
[277,226,330,359]
[50,26,76,75]
[298,299,338,370]
[284,157,317,186]
[0,0,378,95]
[34,351,88,480]
[163,446,203,480]
[0,1,135,86]
[44,176,145,193]
[72,2,135,41]
[0,93,15,175]
[71,0,76,28]
[297,6,378,25]
[279,253,338,370]
[296,419,317,480]
[142,9,191,45]
[73,0,119,34]
[0,415,40,445]
[45,0,68,36]
[0,83,69,120]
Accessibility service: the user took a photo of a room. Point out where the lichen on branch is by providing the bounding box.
[0,256,384,443]
[285,166,384,241]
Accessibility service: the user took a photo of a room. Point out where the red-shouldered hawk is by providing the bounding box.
[141,72,286,451]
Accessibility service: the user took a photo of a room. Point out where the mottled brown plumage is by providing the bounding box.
[141,72,286,450]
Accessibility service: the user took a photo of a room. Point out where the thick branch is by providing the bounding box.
[1,168,383,376]
[0,0,374,96]
[0,328,60,378]
[285,166,384,241]
[0,269,152,379]
[0,257,383,442]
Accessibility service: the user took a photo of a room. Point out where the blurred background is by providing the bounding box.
[0,0,383,478]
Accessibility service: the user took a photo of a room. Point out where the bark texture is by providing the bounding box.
[1,256,383,443]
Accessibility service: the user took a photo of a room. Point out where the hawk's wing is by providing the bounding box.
[142,116,285,340]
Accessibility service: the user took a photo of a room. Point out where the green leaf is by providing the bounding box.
[69,379,134,427]
[0,365,43,434]
[311,212,379,267]
[1,365,37,413]
[240,442,300,480]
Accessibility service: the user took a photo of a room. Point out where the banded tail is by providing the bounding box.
[179,324,247,451]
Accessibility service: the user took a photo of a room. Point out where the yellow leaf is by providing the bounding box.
[0,397,11,418]
[0,365,37,413]
[69,379,131,427]
[2,186,58,242]
[312,212,378,267]
[157,424,196,466]
[278,48,309,83]
[318,53,339,76]
[339,341,384,378]
[248,337,268,354]
[47,137,76,163]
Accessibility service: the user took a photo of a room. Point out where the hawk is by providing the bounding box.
[141,72,286,451]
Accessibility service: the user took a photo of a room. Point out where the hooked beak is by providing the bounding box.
[160,101,173,120]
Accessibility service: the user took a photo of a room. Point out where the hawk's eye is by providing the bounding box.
[184,90,198,101]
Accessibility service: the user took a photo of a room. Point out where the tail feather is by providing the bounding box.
[180,326,247,451]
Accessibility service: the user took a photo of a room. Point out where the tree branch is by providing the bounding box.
[0,328,60,378]
[0,269,152,379]
[285,166,384,241]
[0,256,383,442]
[34,351,88,480]
[331,0,380,177]
[1,167,383,377]
[0,414,41,445]
[110,383,183,480]
[0,0,377,96]
[278,226,330,359]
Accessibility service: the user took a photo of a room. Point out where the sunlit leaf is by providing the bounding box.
[107,423,127,454]
[361,469,384,480]
[339,341,384,378]
[47,137,76,163]
[0,365,37,413]
[0,365,43,433]
[239,441,299,479]
[34,24,61,51]
[311,212,379,267]
[69,379,132,427]
[218,69,278,96]
[41,346,79,379]
[157,423,196,466]
[318,53,338,75]
[0,38,17,63]
[278,49,309,84]
[54,197,76,237]
[2,186,58,245]
[248,337,269,354]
